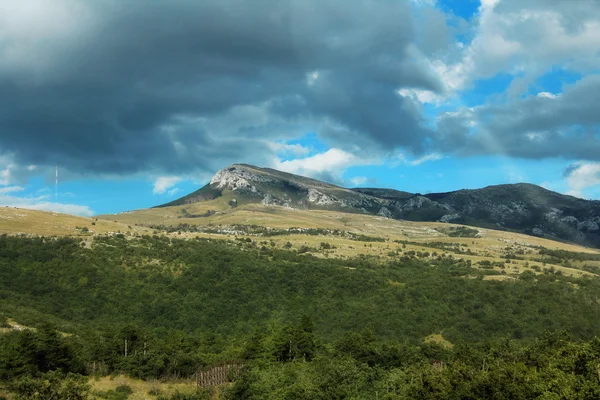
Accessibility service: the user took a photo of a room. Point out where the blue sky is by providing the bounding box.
[1,0,600,215]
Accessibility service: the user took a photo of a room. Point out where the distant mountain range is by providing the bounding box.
[159,164,600,248]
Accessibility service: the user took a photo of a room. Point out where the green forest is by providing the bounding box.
[2,234,600,398]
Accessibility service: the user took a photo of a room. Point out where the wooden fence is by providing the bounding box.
[196,363,245,388]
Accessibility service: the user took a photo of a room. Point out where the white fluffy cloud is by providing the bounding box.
[431,0,600,96]
[272,148,380,185]
[394,152,444,166]
[410,153,444,166]
[0,185,23,194]
[267,142,312,158]
[398,88,442,105]
[0,190,93,216]
[274,149,358,176]
[350,176,369,186]
[0,156,94,215]
[564,162,600,198]
[0,167,9,185]
[153,176,182,195]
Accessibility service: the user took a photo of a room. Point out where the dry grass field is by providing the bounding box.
[0,207,151,237]
[2,200,600,281]
[89,375,200,400]
[0,374,208,400]
[99,197,600,279]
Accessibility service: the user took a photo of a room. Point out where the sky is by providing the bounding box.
[1,0,600,216]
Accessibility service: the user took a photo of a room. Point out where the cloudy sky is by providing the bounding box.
[1,0,600,215]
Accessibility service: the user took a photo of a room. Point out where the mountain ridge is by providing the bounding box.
[160,164,600,248]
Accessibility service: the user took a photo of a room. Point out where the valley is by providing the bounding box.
[3,165,600,399]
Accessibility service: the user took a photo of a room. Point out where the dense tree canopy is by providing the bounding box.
[1,234,600,398]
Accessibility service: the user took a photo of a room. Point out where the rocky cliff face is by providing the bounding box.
[422,184,600,247]
[210,165,273,192]
[160,164,600,248]
[206,164,384,211]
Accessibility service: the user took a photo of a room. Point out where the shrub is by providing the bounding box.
[148,387,162,396]
[115,385,133,395]
[10,371,90,400]
[298,245,311,253]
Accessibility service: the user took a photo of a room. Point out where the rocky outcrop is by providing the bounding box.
[439,213,461,223]
[209,165,384,211]
[377,207,393,218]
[307,189,338,206]
[210,165,273,192]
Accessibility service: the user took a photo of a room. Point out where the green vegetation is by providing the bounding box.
[144,223,389,245]
[445,226,479,238]
[179,209,217,219]
[348,233,386,242]
[538,248,600,262]
[2,234,600,398]
[228,332,600,399]
[9,370,91,399]
[394,239,472,255]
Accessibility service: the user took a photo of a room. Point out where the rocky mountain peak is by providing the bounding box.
[209,164,272,192]
[160,164,600,248]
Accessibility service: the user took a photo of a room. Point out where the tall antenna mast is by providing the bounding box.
[55,165,58,206]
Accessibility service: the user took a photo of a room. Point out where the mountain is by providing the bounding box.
[161,164,600,248]
[422,184,600,245]
[352,187,414,200]
[158,163,388,213]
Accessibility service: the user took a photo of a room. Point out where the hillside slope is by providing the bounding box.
[424,184,600,245]
[159,164,600,248]
[0,207,148,236]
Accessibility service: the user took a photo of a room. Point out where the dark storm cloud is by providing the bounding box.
[0,0,444,176]
[435,75,600,160]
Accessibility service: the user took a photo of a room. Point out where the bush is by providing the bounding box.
[298,245,311,253]
[10,371,90,400]
[447,226,479,238]
[115,385,133,395]
[519,270,536,282]
[94,389,129,400]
